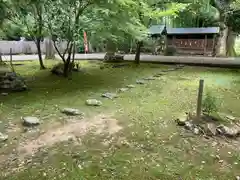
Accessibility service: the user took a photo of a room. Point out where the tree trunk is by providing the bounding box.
[104,41,116,61]
[36,38,46,69]
[218,27,228,56]
[44,37,55,59]
[134,41,143,64]
[0,52,2,62]
[217,26,237,57]
[63,43,74,77]
[226,27,237,57]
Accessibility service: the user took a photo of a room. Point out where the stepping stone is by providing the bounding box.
[101,93,118,99]
[86,99,102,106]
[153,74,162,77]
[126,84,135,88]
[143,77,156,80]
[61,108,83,116]
[154,72,166,77]
[119,88,129,92]
[162,68,176,72]
[0,132,8,142]
[136,80,145,84]
[176,65,184,69]
[22,117,40,127]
[1,93,8,96]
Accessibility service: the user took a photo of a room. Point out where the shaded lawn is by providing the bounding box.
[1,60,240,180]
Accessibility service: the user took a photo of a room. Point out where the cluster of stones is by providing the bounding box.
[0,66,27,92]
[176,113,240,138]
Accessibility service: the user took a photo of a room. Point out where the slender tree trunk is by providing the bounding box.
[44,37,55,59]
[104,41,116,61]
[0,52,2,62]
[134,41,143,64]
[63,43,74,77]
[226,27,237,57]
[36,38,46,70]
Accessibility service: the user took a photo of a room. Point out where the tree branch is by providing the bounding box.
[53,40,65,62]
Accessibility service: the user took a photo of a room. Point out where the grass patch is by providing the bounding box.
[1,60,240,179]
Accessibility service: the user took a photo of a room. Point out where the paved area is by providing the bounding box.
[1,53,106,61]
[2,53,240,67]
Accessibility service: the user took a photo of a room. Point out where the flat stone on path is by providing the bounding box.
[136,80,145,84]
[143,77,156,80]
[86,99,102,106]
[154,72,166,77]
[101,93,118,99]
[1,92,8,96]
[0,132,8,142]
[61,108,83,116]
[119,88,129,92]
[126,84,135,88]
[226,115,236,121]
[162,68,176,72]
[22,117,40,127]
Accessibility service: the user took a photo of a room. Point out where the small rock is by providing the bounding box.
[234,162,238,165]
[1,92,8,96]
[162,68,176,72]
[218,160,224,163]
[226,115,235,121]
[175,65,184,69]
[136,80,145,84]
[0,132,8,142]
[126,84,135,88]
[61,108,83,116]
[143,77,156,80]
[184,121,194,131]
[216,125,240,137]
[22,117,40,127]
[236,176,240,180]
[206,123,217,136]
[215,155,220,160]
[167,68,177,71]
[118,88,128,92]
[86,99,102,106]
[193,128,200,135]
[78,164,83,169]
[211,141,218,147]
[201,161,206,164]
[101,92,118,99]
[175,114,188,126]
[153,72,166,77]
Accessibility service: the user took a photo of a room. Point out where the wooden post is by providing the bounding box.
[196,79,204,119]
[10,48,15,72]
[212,34,216,57]
[204,35,207,56]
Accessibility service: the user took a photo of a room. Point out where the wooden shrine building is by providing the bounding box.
[149,25,220,56]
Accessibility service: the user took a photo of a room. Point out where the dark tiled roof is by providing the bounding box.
[148,25,165,35]
[148,25,220,35]
[167,27,220,34]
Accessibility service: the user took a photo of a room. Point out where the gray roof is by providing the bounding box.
[148,25,220,35]
[148,25,165,35]
[167,27,220,34]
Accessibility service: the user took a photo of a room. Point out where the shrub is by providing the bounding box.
[202,91,218,115]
